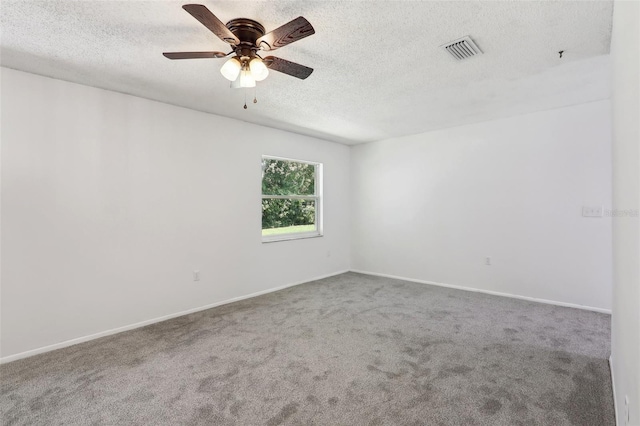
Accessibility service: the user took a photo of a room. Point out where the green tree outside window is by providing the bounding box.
[261,157,322,239]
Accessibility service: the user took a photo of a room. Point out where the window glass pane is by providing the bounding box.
[262,198,316,235]
[261,159,315,196]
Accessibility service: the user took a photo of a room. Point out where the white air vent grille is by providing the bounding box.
[441,36,483,60]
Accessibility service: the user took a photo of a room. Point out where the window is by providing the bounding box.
[261,156,322,242]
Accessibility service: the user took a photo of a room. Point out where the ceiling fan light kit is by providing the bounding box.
[231,68,256,89]
[249,58,269,81]
[220,57,241,81]
[163,4,315,108]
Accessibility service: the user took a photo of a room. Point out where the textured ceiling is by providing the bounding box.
[1,1,613,145]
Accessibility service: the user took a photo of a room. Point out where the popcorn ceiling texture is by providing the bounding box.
[0,1,613,144]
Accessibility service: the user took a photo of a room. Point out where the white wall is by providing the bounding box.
[0,67,350,360]
[610,1,640,424]
[351,100,613,311]
[0,64,619,366]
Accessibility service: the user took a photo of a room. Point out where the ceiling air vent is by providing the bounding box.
[441,36,483,60]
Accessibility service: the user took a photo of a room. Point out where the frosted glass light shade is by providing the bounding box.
[220,58,241,81]
[249,58,269,81]
[230,69,256,89]
[239,70,256,87]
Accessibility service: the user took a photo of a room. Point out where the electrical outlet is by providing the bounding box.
[582,206,603,217]
[485,257,491,266]
[193,270,200,281]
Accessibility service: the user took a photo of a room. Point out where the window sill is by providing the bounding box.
[262,232,323,243]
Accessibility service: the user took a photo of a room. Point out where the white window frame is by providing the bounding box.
[261,155,323,243]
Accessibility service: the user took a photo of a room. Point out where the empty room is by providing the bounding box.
[1,1,638,425]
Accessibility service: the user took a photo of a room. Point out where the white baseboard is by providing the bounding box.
[0,269,349,364]
[350,269,612,314]
[610,356,620,426]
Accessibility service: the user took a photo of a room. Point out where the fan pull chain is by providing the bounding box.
[253,87,258,104]
[243,90,247,110]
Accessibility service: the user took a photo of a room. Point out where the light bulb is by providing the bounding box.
[249,58,269,81]
[220,57,241,81]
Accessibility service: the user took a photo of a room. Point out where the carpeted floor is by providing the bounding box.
[1,272,614,425]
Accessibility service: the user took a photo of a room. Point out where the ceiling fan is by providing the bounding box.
[163,4,315,92]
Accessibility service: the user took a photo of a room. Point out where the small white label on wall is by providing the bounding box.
[582,206,603,217]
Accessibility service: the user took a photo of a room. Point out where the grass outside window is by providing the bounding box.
[261,156,322,242]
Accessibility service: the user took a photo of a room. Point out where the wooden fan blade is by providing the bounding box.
[163,51,227,59]
[182,4,239,45]
[256,17,315,51]
[263,56,313,79]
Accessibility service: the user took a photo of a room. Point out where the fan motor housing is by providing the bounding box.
[226,18,265,46]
